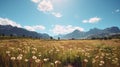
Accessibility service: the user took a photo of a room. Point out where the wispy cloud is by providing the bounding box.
[82,17,101,23]
[112,9,120,14]
[31,0,40,3]
[31,0,62,18]
[115,9,120,13]
[52,12,62,18]
[24,25,45,31]
[50,25,84,35]
[0,17,22,27]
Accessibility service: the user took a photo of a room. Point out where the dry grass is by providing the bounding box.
[0,39,120,67]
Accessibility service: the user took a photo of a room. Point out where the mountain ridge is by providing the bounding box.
[0,25,50,39]
[56,26,120,39]
[0,25,120,39]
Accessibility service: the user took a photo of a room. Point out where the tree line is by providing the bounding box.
[0,33,61,40]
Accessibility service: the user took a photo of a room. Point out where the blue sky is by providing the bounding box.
[0,0,120,36]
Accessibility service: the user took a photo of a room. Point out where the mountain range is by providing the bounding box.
[0,25,120,39]
[0,25,50,39]
[55,26,120,39]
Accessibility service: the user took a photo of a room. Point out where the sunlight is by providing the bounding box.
[0,0,120,67]
[52,0,63,3]
[51,0,68,6]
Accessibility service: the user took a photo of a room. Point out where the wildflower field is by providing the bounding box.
[0,39,120,67]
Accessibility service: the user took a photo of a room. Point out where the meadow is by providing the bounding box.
[0,39,120,67]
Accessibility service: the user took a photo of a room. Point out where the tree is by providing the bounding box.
[71,38,75,40]
[35,36,38,39]
[10,34,13,37]
[58,37,60,40]
[91,37,96,40]
[2,33,5,37]
[50,36,53,40]
[29,36,32,38]
[103,37,108,40]
[22,35,25,37]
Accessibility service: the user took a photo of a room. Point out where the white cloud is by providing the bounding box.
[24,25,45,31]
[89,17,101,23]
[0,17,45,32]
[51,25,84,35]
[82,20,88,23]
[52,12,62,18]
[32,0,62,18]
[34,25,45,30]
[31,0,40,3]
[37,0,53,12]
[24,26,35,31]
[0,17,22,27]
[83,17,101,23]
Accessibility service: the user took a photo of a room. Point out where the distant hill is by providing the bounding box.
[0,25,50,39]
[56,26,120,39]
